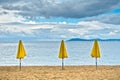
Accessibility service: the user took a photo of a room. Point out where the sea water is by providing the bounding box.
[0,41,120,66]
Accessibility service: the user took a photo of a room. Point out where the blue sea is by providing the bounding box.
[0,41,120,66]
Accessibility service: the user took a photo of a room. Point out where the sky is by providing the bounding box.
[0,0,120,41]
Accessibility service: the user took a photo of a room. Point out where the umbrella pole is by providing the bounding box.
[62,58,64,70]
[20,58,21,71]
[96,57,97,70]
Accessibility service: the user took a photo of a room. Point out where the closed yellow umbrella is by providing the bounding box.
[16,40,26,70]
[58,40,68,70]
[91,40,101,70]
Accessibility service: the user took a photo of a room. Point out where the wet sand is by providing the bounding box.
[0,66,120,80]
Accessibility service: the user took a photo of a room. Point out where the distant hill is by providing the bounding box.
[68,38,92,41]
[68,38,120,41]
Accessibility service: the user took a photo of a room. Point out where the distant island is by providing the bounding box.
[68,38,120,41]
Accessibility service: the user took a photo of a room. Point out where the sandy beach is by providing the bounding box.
[0,66,120,80]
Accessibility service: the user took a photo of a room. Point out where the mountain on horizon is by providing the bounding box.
[68,38,120,41]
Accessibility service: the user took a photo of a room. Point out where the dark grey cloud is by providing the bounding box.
[85,14,120,25]
[102,14,120,25]
[0,0,18,4]
[0,0,120,19]
[0,11,8,15]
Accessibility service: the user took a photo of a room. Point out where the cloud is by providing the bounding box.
[0,0,120,19]
[68,21,120,39]
[108,32,116,36]
[0,7,24,23]
[0,25,34,37]
[0,0,120,40]
[1,20,120,40]
[0,23,54,38]
[85,13,120,25]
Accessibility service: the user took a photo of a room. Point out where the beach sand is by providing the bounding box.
[0,66,120,80]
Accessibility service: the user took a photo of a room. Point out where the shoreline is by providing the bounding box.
[0,65,119,67]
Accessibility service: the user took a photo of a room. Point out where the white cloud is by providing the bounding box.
[0,20,120,40]
[0,25,34,35]
[68,28,89,36]
[0,23,54,38]
[68,21,109,36]
[79,21,111,29]
[22,21,36,24]
[68,21,120,38]
[60,35,67,38]
[29,25,54,30]
[108,32,116,36]
[0,8,24,23]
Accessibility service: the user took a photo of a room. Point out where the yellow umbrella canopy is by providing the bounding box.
[16,40,26,70]
[58,40,68,58]
[91,40,100,58]
[16,40,26,59]
[91,40,101,70]
[58,40,68,70]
